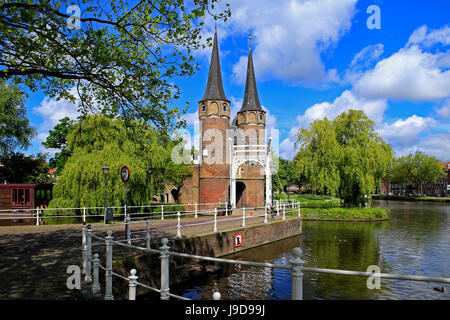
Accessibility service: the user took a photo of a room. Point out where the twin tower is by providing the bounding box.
[195,28,266,208]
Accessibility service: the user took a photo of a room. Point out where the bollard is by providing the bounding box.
[213,291,221,300]
[176,212,181,238]
[161,205,164,220]
[195,202,198,219]
[128,269,138,300]
[126,215,131,245]
[159,238,170,300]
[105,230,114,300]
[283,204,286,221]
[36,207,39,226]
[81,223,87,275]
[214,208,217,233]
[85,225,92,282]
[290,247,304,300]
[92,253,101,294]
[225,204,228,216]
[146,220,151,249]
[264,203,268,224]
[242,207,246,228]
[298,201,301,218]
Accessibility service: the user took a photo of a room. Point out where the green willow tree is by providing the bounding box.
[292,110,393,206]
[0,0,231,130]
[334,110,392,206]
[293,118,341,196]
[48,115,190,212]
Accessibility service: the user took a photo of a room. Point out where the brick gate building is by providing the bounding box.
[176,29,269,209]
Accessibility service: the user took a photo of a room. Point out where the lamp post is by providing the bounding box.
[103,164,110,224]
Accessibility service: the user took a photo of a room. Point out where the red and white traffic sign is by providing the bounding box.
[234,233,242,248]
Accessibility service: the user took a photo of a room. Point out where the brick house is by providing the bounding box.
[380,162,450,196]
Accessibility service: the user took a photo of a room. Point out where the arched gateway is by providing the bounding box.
[229,139,273,209]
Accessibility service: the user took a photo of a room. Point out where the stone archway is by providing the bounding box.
[171,189,179,203]
[236,182,246,207]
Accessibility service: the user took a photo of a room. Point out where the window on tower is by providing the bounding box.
[260,113,263,120]
[202,104,206,112]
[223,104,227,112]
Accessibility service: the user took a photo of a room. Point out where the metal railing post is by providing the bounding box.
[105,230,114,300]
[126,215,131,245]
[242,207,246,228]
[159,238,170,300]
[264,203,268,224]
[225,204,228,216]
[85,225,92,282]
[36,207,39,226]
[128,269,138,300]
[213,291,221,300]
[277,200,279,216]
[83,207,86,222]
[283,204,286,220]
[146,220,151,249]
[298,201,301,218]
[92,253,100,294]
[81,223,87,275]
[161,205,164,220]
[195,202,197,218]
[176,212,181,238]
[214,208,217,233]
[290,247,304,300]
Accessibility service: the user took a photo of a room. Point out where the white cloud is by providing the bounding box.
[350,44,385,69]
[279,90,387,160]
[296,89,387,127]
[227,0,357,85]
[32,88,80,154]
[436,99,450,119]
[415,133,450,162]
[377,115,437,146]
[406,25,450,48]
[353,45,450,102]
[344,44,384,84]
[392,132,450,162]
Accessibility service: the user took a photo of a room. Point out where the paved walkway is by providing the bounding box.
[0,208,298,299]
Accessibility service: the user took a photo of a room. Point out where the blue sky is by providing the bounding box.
[25,0,450,162]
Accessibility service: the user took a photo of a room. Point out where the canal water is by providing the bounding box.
[171,200,450,300]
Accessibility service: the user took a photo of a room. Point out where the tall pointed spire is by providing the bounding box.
[201,25,228,101]
[240,36,262,111]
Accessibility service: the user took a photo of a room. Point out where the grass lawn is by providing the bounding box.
[274,193,341,208]
[290,207,389,220]
[278,193,389,220]
[372,194,450,202]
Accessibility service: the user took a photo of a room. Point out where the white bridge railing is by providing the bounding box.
[0,202,244,226]
[80,200,450,300]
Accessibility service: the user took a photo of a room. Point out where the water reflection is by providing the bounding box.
[171,200,450,300]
